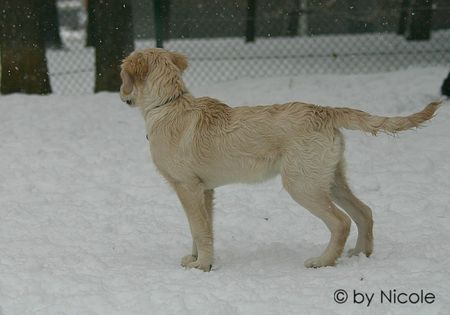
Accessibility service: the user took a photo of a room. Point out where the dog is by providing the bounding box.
[119,48,440,271]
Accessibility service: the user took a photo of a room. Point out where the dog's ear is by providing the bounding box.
[170,52,188,72]
[120,52,150,94]
[120,68,134,95]
[131,52,150,81]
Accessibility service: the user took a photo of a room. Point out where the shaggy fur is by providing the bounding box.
[120,48,440,271]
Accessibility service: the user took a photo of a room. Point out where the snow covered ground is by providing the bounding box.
[1,67,450,314]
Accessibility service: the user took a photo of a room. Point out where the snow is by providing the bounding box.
[1,67,450,314]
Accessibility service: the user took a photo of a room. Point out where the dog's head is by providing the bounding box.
[120,48,188,108]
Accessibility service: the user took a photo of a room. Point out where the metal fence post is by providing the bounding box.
[245,0,256,42]
[154,0,163,48]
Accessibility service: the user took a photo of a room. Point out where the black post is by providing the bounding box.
[287,0,300,36]
[245,0,256,42]
[161,0,171,40]
[397,0,410,35]
[406,0,433,41]
[154,0,164,48]
[94,0,134,92]
[0,0,52,94]
[40,0,63,49]
[86,0,97,47]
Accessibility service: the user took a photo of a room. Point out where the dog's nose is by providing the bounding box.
[126,100,132,105]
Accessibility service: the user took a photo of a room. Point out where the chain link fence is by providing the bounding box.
[47,0,450,94]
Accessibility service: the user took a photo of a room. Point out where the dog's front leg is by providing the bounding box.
[180,240,198,266]
[174,182,213,271]
[180,189,215,267]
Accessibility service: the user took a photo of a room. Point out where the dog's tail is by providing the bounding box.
[323,101,441,135]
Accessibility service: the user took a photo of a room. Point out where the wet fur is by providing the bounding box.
[120,48,440,271]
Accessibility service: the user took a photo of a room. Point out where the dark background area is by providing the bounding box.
[1,0,449,94]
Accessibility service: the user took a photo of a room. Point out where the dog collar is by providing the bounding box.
[146,91,187,142]
[154,91,187,110]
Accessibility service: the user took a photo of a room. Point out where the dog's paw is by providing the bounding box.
[304,256,336,268]
[347,247,372,257]
[185,259,212,272]
[181,254,197,267]
[347,248,361,257]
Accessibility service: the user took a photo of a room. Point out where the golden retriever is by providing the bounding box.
[119,48,440,271]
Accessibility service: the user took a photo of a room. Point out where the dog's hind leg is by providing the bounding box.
[174,181,214,272]
[204,189,215,236]
[282,173,351,268]
[281,131,351,267]
[181,189,214,267]
[331,161,373,257]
